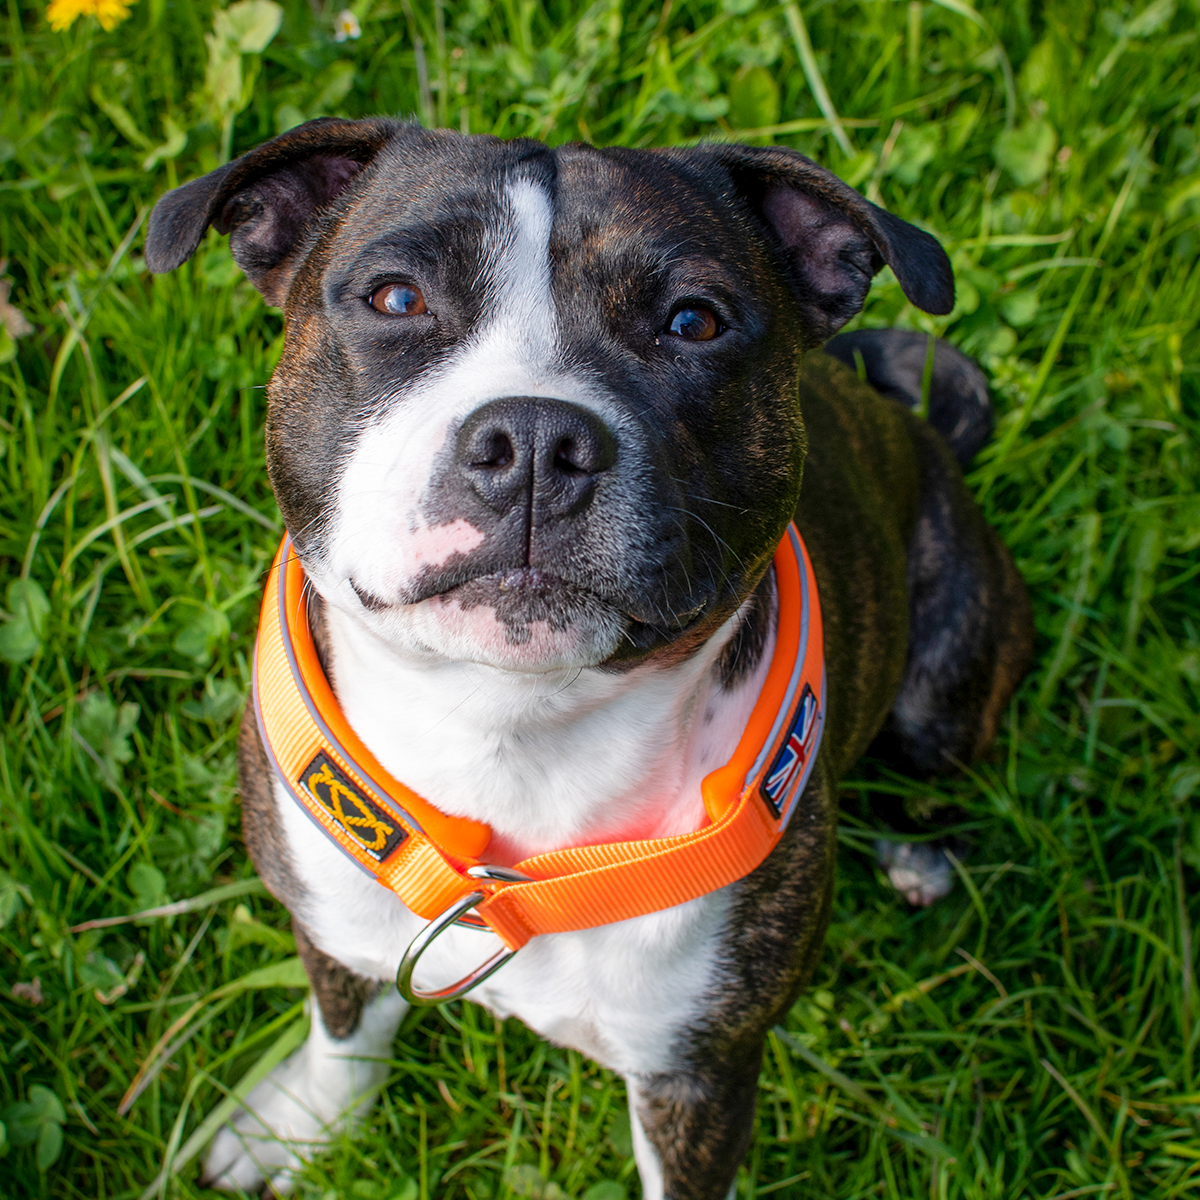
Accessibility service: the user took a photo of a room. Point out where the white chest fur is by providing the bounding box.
[277,783,732,1073]
[277,593,773,1074]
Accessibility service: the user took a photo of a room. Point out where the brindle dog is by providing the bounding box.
[146,118,1032,1199]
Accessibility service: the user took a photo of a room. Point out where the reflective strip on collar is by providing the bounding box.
[253,525,825,951]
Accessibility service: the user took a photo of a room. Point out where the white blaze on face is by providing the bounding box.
[483,176,558,368]
[320,176,617,667]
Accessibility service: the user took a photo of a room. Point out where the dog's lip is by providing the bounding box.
[348,567,707,630]
[442,567,601,606]
[351,567,595,610]
[349,579,391,612]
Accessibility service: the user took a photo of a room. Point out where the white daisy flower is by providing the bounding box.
[333,9,361,41]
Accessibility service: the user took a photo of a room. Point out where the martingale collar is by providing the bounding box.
[253,525,825,1000]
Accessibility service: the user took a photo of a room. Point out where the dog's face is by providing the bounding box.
[148,121,951,673]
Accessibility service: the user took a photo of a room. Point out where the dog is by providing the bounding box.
[145,118,1033,1199]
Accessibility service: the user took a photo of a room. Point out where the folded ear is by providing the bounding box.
[145,117,402,305]
[695,144,954,344]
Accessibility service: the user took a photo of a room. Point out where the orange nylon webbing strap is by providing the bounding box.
[253,526,825,951]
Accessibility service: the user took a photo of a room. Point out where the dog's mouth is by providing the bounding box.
[441,568,617,638]
[350,566,710,648]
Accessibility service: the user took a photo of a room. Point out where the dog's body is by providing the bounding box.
[147,120,1032,1198]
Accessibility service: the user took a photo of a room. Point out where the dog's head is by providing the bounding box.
[147,119,952,673]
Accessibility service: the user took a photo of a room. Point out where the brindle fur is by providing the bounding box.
[237,703,304,915]
[825,328,994,469]
[628,356,1032,1193]
[715,574,776,691]
[293,922,380,1040]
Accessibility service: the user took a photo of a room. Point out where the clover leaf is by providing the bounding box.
[0,1084,66,1170]
[0,577,50,663]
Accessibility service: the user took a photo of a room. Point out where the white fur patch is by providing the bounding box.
[876,839,955,906]
[322,176,619,668]
[626,1079,666,1200]
[268,591,773,1080]
[279,760,736,1073]
[318,596,770,856]
[205,989,406,1193]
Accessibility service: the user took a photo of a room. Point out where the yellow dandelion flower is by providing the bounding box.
[47,0,132,33]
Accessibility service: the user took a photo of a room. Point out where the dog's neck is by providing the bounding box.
[311,581,777,866]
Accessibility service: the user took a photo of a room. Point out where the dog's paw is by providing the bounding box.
[200,1038,386,1193]
[875,840,955,907]
[201,1046,334,1194]
[201,987,405,1193]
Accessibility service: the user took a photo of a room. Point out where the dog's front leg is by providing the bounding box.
[202,927,405,1194]
[627,1054,761,1200]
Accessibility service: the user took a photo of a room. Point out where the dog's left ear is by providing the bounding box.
[694,144,954,344]
[145,117,402,305]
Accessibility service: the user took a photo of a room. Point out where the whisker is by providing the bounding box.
[415,681,487,740]
[666,506,748,575]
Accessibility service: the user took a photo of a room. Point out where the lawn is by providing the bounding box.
[1,0,1198,1196]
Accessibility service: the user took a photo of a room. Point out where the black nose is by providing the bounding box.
[456,397,617,519]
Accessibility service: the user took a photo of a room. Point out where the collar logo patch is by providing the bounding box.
[299,751,407,861]
[761,683,820,818]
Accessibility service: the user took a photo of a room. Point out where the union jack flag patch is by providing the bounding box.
[761,684,821,818]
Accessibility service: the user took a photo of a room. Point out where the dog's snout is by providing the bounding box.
[456,398,616,518]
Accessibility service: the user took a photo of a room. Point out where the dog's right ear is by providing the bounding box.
[145,117,400,305]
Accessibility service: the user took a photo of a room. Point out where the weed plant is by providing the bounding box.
[1,0,1199,1196]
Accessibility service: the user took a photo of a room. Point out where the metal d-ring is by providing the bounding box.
[396,865,531,1006]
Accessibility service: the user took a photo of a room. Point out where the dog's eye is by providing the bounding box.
[666,306,720,341]
[369,283,428,316]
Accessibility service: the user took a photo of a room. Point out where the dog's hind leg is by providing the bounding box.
[881,406,1032,776]
[821,332,1031,903]
[866,416,1033,901]
[201,929,405,1194]
[824,328,994,469]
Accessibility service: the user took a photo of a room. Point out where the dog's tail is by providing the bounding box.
[823,329,993,469]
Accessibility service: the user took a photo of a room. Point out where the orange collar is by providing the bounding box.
[253,526,825,962]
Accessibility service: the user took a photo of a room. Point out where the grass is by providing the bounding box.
[1,0,1198,1195]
